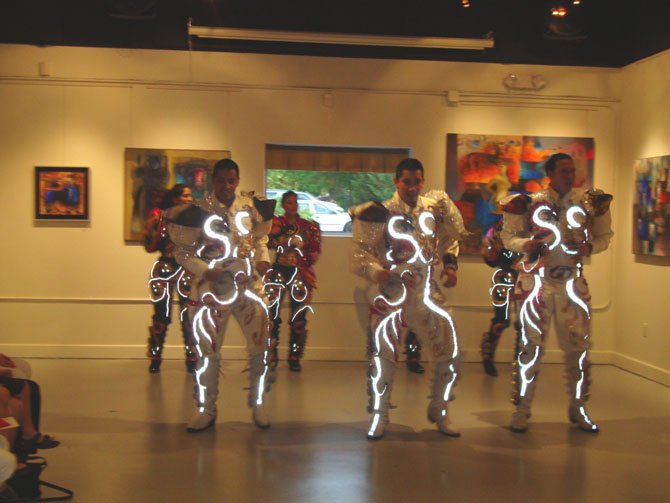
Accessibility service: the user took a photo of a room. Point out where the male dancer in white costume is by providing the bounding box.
[168,158,276,432]
[501,152,613,433]
[350,158,467,439]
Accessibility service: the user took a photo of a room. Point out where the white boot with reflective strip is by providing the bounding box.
[569,402,599,433]
[187,356,218,432]
[428,361,460,437]
[367,356,394,440]
[367,410,389,440]
[427,407,460,437]
[252,402,271,430]
[186,408,217,433]
[565,351,599,433]
[248,353,273,430]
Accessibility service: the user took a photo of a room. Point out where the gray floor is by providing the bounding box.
[28,359,670,503]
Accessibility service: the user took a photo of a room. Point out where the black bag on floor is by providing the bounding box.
[7,456,73,501]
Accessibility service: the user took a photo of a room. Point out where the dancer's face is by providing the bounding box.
[548,159,576,196]
[394,169,424,207]
[213,168,239,205]
[174,187,193,205]
[282,195,298,217]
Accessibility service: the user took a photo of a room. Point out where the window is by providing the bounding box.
[266,144,411,234]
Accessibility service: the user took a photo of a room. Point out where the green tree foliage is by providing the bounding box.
[266,169,395,211]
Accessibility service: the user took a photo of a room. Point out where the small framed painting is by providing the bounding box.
[35,167,90,220]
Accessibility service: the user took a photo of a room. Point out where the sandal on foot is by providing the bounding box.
[20,433,60,450]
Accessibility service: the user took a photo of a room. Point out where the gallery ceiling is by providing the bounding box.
[1,0,669,68]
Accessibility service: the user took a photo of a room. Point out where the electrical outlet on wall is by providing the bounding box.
[642,323,648,338]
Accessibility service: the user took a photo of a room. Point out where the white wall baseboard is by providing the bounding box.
[2,344,665,386]
[610,352,670,387]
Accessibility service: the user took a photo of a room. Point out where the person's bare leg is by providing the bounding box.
[4,382,58,451]
[12,386,37,440]
[0,387,18,447]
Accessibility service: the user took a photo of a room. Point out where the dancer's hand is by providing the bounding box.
[441,268,457,288]
[0,354,14,368]
[204,269,228,282]
[523,239,545,255]
[374,270,398,285]
[571,242,593,257]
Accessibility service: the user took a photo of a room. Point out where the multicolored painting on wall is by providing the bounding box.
[35,167,89,220]
[446,134,595,255]
[633,155,670,256]
[124,148,230,243]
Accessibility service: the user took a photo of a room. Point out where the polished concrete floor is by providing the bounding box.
[27,359,670,503]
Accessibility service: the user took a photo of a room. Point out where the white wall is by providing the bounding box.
[614,49,670,385]
[0,45,622,369]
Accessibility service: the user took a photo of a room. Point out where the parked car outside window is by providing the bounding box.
[297,200,352,233]
[266,188,351,233]
[266,189,345,213]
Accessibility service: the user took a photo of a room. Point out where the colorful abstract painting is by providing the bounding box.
[446,134,595,255]
[35,167,89,220]
[633,155,670,256]
[124,148,230,243]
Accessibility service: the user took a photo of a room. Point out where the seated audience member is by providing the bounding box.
[0,442,17,503]
[0,355,59,452]
[0,389,18,503]
[0,356,30,380]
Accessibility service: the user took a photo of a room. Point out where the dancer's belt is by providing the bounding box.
[545,265,578,281]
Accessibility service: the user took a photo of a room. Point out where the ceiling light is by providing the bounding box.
[188,25,494,51]
[545,1,587,40]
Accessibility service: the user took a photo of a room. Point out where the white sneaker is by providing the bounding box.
[569,404,600,433]
[186,409,216,433]
[510,408,530,433]
[367,411,387,440]
[427,408,461,437]
[252,403,271,430]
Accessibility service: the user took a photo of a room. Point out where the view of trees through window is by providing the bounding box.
[266,170,395,234]
[265,145,409,234]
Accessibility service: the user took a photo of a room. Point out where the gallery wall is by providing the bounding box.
[0,44,625,372]
[614,49,670,385]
